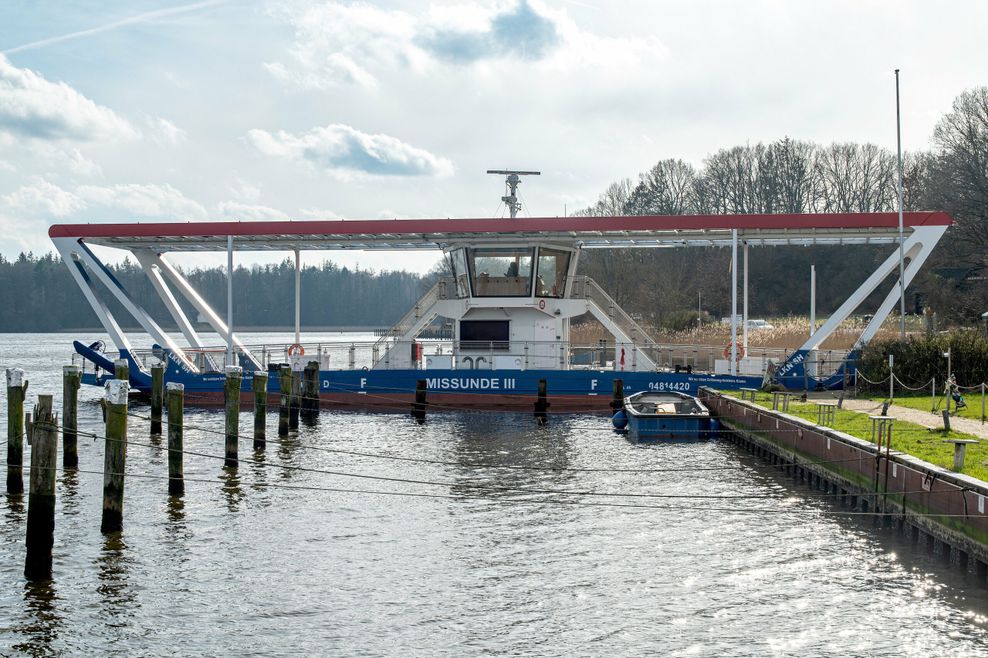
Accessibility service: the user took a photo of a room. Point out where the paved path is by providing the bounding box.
[841,398,988,440]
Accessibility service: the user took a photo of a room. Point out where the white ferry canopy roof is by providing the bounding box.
[48,211,952,252]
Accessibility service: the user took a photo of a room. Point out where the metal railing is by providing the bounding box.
[571,276,658,348]
[104,338,852,380]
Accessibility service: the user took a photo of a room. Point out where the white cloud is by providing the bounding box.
[28,144,103,177]
[145,116,187,145]
[298,207,339,219]
[265,2,425,90]
[1,178,86,217]
[265,1,664,90]
[0,54,137,141]
[216,200,290,220]
[76,183,208,219]
[227,177,262,202]
[245,124,454,177]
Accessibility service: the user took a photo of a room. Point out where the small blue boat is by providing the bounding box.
[613,391,716,440]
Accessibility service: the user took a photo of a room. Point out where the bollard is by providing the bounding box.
[24,395,57,581]
[62,365,81,468]
[534,378,550,425]
[6,368,27,495]
[412,379,427,420]
[150,362,164,436]
[278,365,291,437]
[101,380,129,533]
[942,410,951,433]
[224,366,242,468]
[166,383,185,495]
[253,371,268,450]
[114,358,129,382]
[289,369,301,430]
[610,379,624,412]
[302,361,320,420]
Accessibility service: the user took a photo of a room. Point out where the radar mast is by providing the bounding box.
[486,169,540,218]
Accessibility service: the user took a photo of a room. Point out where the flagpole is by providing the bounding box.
[895,68,906,340]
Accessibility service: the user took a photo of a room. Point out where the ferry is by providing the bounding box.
[49,173,951,410]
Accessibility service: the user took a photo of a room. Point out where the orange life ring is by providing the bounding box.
[288,343,305,357]
[723,342,745,360]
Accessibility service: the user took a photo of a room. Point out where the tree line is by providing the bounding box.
[577,87,988,327]
[0,252,428,332]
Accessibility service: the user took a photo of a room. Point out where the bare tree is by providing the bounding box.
[624,159,698,215]
[814,142,896,212]
[762,137,817,213]
[930,87,988,252]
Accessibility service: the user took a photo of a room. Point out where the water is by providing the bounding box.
[2,333,988,656]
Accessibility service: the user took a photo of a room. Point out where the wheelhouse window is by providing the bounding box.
[468,247,534,297]
[535,248,571,298]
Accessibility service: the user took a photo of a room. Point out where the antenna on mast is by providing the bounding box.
[487,169,540,218]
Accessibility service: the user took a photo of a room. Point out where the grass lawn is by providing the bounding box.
[725,391,988,482]
[861,392,987,423]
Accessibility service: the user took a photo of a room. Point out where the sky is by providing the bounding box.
[1,0,987,273]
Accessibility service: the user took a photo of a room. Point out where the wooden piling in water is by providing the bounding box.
[278,365,291,437]
[7,368,27,494]
[610,379,624,412]
[289,369,301,430]
[24,395,57,581]
[302,361,320,420]
[166,383,184,496]
[534,379,550,425]
[101,380,129,534]
[62,365,81,469]
[412,379,427,420]
[253,371,268,450]
[224,366,242,468]
[150,362,164,436]
[114,358,129,382]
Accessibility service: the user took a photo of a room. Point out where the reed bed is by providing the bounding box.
[572,315,909,350]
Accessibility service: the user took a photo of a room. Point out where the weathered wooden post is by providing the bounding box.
[942,409,951,433]
[62,365,81,468]
[412,379,427,420]
[114,358,129,382]
[302,361,320,420]
[289,368,301,430]
[610,379,624,412]
[253,371,268,450]
[101,380,129,533]
[224,366,242,468]
[166,383,184,496]
[278,365,291,437]
[7,368,27,494]
[24,395,57,581]
[150,362,164,436]
[534,378,550,425]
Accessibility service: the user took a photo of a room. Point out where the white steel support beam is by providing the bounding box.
[72,241,193,369]
[742,240,749,352]
[294,247,301,346]
[227,235,234,365]
[52,238,133,355]
[799,225,947,352]
[133,250,206,351]
[730,229,738,376]
[155,255,261,369]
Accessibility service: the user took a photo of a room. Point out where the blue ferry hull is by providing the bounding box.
[80,345,764,411]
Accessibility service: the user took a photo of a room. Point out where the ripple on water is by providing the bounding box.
[1,333,988,656]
